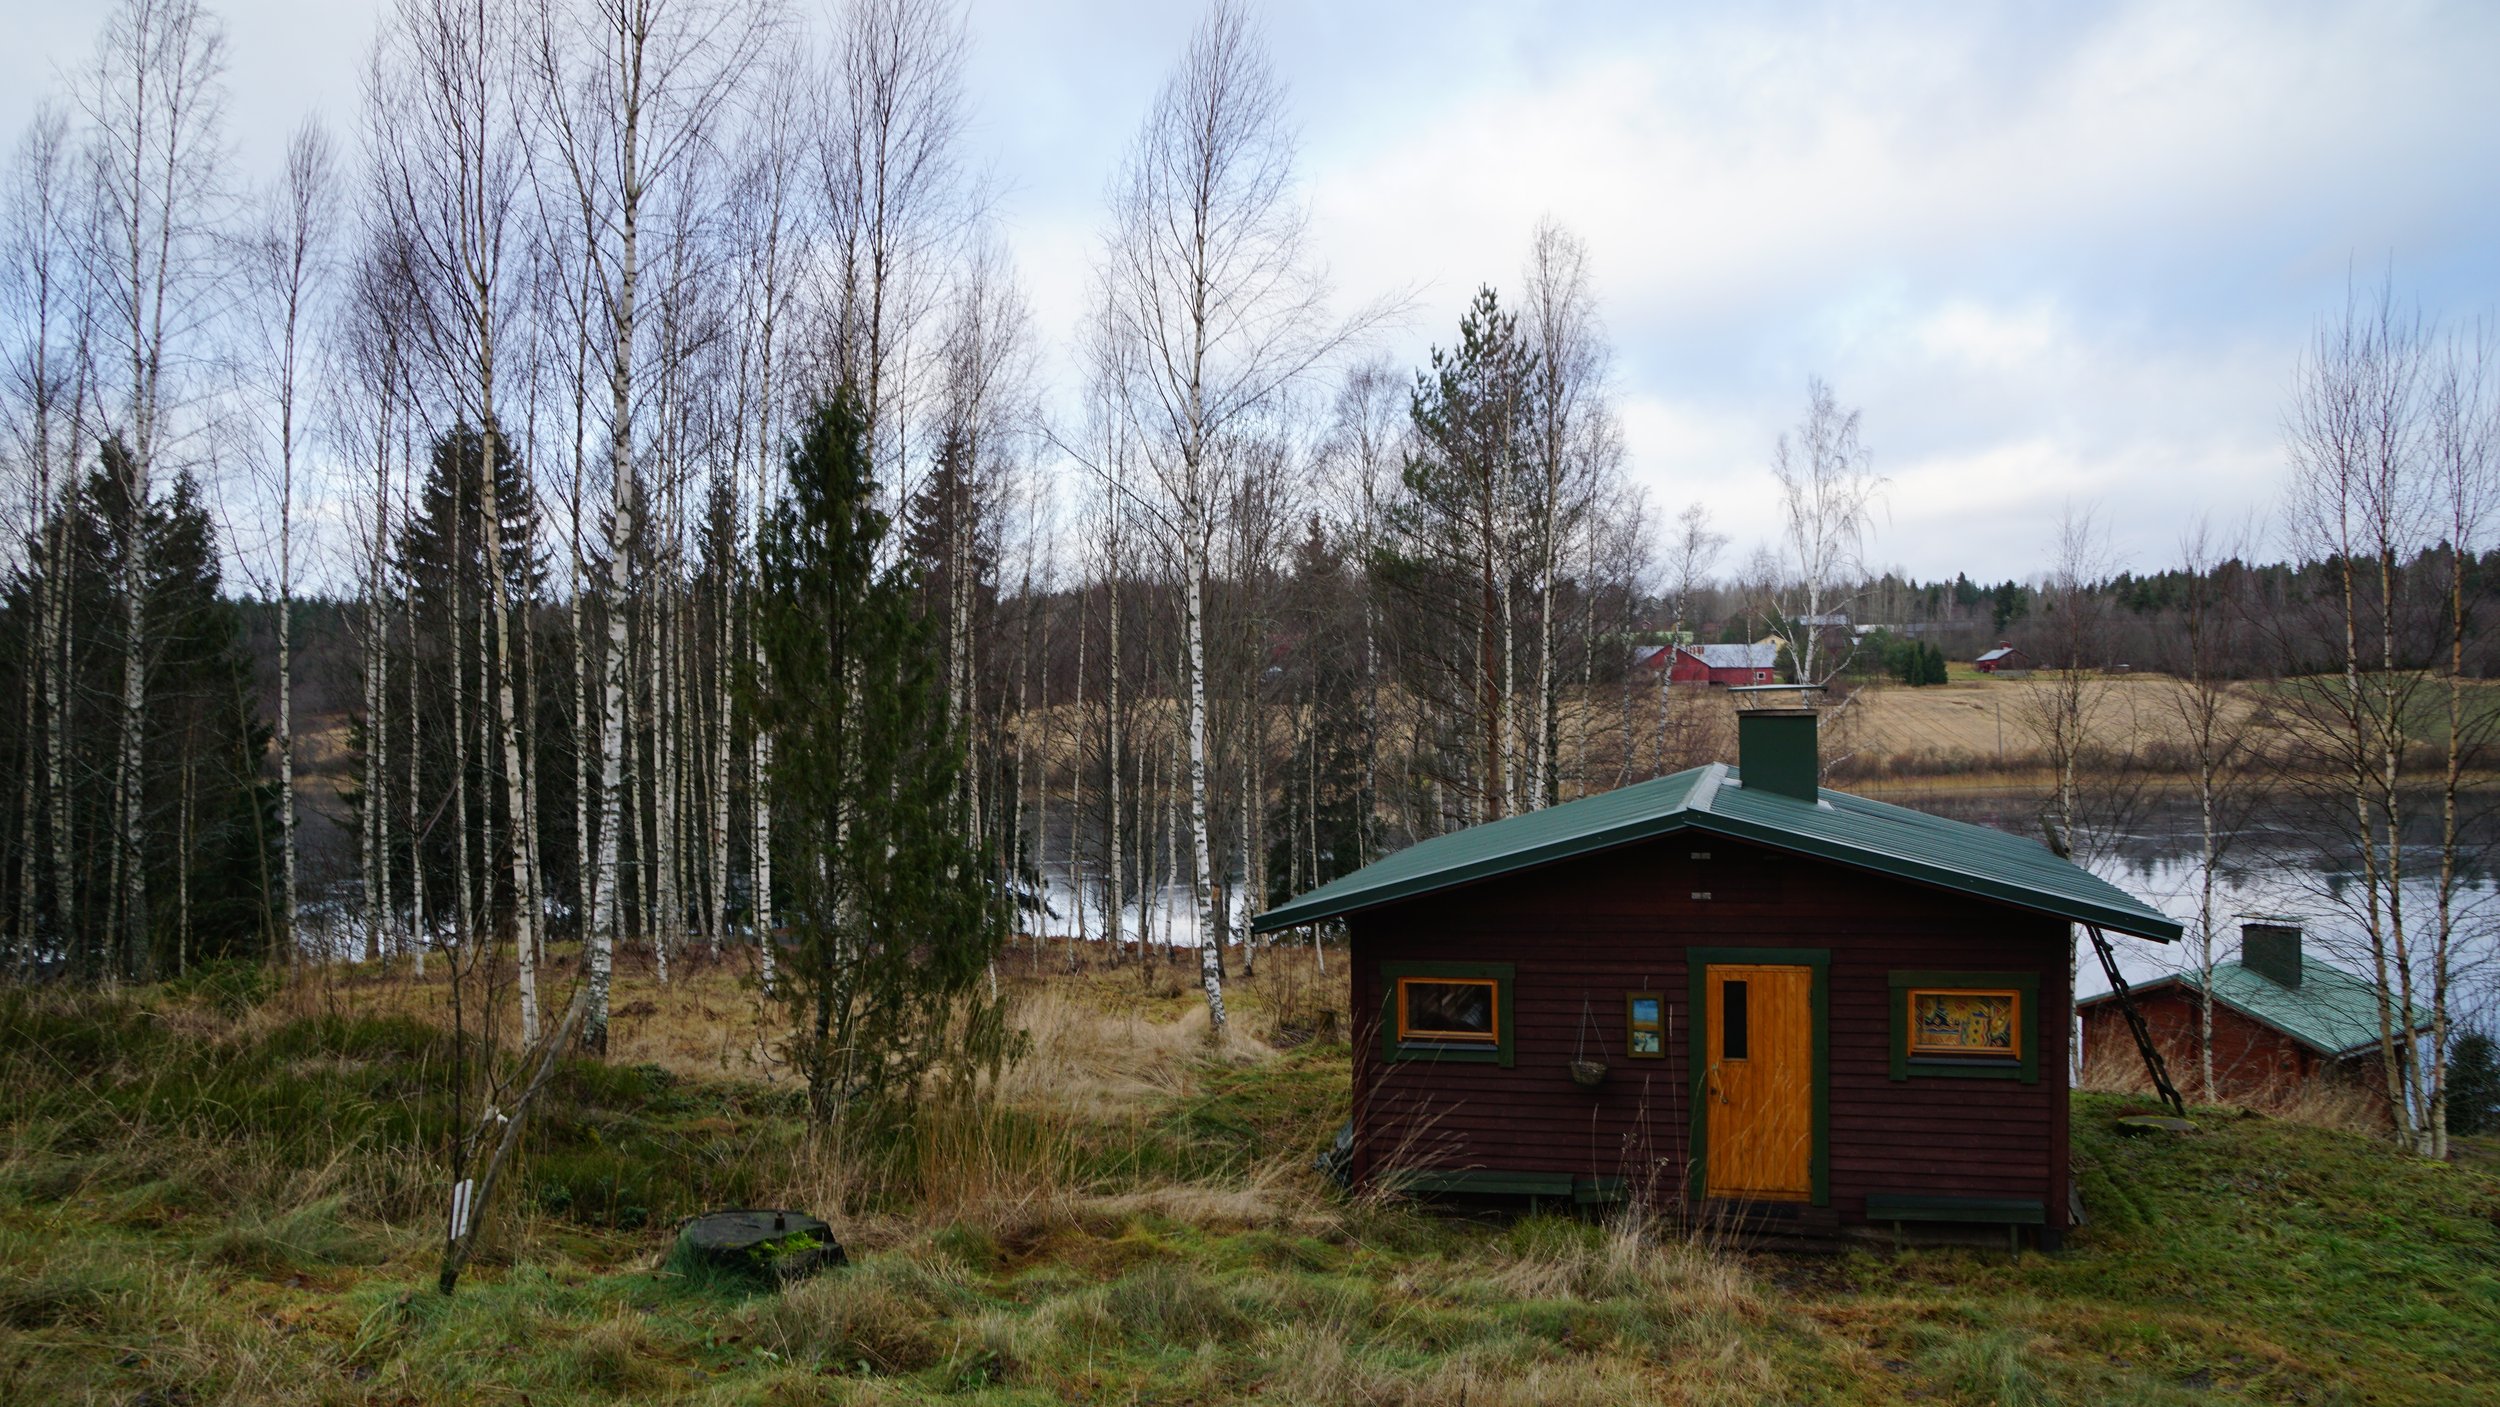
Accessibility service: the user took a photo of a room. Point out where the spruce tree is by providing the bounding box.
[2449,1028,2498,1137]
[752,392,1007,1126]
[0,450,275,976]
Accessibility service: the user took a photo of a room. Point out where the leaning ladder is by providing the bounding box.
[2083,922,2187,1118]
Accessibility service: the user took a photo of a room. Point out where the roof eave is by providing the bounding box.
[1251,804,2181,942]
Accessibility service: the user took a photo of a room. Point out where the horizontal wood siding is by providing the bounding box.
[1350,833,2074,1230]
[2082,992,2319,1098]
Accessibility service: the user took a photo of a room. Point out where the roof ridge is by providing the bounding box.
[1686,762,1727,814]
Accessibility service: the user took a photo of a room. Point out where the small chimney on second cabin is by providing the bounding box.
[1736,708,1821,802]
[2241,918,2304,988]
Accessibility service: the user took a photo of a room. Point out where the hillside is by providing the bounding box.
[3,955,2494,1406]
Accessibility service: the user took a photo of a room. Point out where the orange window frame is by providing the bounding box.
[1395,976,1501,1045]
[1903,986,2022,1060]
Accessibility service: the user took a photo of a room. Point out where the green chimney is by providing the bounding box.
[1737,709,1820,802]
[2241,920,2303,988]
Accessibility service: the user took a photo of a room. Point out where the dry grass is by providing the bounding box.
[9,952,2497,1405]
[2079,1028,2395,1138]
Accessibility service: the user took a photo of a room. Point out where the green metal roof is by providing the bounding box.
[2082,959,2430,1056]
[1251,762,2182,942]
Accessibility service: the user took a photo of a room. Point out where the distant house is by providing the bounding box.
[1664,641,1781,687]
[2079,919,2429,1107]
[1973,642,2034,676]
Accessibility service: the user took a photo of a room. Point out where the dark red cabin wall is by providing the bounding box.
[1348,834,2074,1229]
[2081,990,2317,1101]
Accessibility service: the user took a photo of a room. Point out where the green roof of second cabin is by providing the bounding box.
[1251,761,2183,942]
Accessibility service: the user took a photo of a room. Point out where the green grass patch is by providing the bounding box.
[3,981,2496,1405]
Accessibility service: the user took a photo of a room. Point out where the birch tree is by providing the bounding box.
[1766,377,1881,688]
[2280,280,2438,1146]
[2167,516,2260,1101]
[2422,320,2497,1157]
[1518,219,1614,810]
[529,0,772,1049]
[818,0,974,514]
[372,0,542,1039]
[234,120,333,958]
[80,0,228,979]
[1098,2,1353,1032]
[0,106,92,969]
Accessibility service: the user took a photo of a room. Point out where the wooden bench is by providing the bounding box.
[1864,1194,2048,1252]
[1377,1168,1626,1213]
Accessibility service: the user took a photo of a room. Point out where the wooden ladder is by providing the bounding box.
[2083,922,2186,1118]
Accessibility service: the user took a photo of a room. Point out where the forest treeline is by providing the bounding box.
[1,0,2495,1155]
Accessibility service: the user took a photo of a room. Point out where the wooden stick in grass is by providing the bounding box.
[439,986,591,1295]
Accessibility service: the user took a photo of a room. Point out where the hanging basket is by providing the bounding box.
[1567,1058,1609,1089]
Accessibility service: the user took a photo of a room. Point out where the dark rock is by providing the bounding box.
[676,1209,846,1284]
[2114,1115,2199,1137]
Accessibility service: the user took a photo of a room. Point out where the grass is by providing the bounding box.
[2,951,2496,1405]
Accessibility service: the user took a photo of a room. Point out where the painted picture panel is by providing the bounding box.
[1626,993,1664,1057]
[1907,988,2019,1058]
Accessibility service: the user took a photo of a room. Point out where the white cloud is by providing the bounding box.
[3,0,2491,584]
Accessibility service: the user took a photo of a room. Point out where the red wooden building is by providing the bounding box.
[1974,642,2034,675]
[1659,640,1781,687]
[2078,919,2427,1106]
[1256,710,2180,1248]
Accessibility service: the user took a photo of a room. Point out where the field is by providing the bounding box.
[3,949,2498,1406]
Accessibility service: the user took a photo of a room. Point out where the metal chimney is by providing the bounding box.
[2240,918,2303,988]
[1736,708,1820,802]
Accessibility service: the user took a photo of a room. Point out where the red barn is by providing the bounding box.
[1974,642,2034,675]
[1666,641,1781,687]
[1257,709,2180,1249]
[2079,920,2427,1107]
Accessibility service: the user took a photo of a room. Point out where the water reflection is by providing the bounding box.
[1898,787,2500,1005]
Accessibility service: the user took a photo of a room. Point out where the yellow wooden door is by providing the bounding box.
[1703,964,1813,1200]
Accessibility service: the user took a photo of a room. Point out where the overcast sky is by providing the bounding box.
[5,0,2495,584]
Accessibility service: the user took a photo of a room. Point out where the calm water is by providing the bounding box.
[1900,787,2499,1011]
[1031,788,2500,1023]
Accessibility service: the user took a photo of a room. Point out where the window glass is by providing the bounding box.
[1399,978,1497,1043]
[1722,979,1749,1060]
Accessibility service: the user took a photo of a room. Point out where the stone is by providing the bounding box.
[676,1209,846,1284]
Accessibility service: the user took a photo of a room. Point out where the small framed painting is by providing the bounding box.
[1625,991,1665,1058]
[1905,988,2020,1059]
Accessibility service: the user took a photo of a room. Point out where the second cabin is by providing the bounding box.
[1255,709,2181,1249]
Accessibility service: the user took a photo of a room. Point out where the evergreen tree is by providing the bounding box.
[752,393,1008,1125]
[384,425,549,944]
[1380,287,1541,822]
[2449,1028,2498,1137]
[0,448,275,975]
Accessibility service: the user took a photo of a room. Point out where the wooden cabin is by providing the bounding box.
[2078,919,2428,1108]
[1255,710,2180,1249]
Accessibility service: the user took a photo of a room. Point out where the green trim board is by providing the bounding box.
[1686,947,1830,1207]
[1252,762,2179,942]
[1864,1194,2045,1225]
[1889,970,2041,1083]
[1378,961,1515,1067]
[1372,1170,1627,1203]
[1378,1168,1574,1197]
